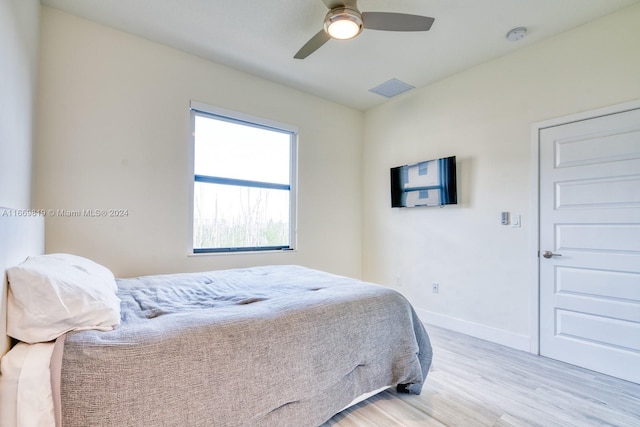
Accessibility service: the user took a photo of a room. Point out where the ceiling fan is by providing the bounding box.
[294,0,435,59]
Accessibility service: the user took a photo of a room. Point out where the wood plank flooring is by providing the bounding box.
[322,325,640,426]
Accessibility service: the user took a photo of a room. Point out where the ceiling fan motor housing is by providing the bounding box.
[324,7,363,39]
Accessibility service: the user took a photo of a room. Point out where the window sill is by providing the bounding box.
[187,248,296,257]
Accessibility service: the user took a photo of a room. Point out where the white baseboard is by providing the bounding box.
[415,308,532,353]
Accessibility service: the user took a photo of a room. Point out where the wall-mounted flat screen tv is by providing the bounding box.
[390,156,457,208]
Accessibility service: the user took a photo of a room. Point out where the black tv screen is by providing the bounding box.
[390,156,457,208]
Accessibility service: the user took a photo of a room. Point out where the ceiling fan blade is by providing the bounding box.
[294,29,331,59]
[322,0,358,9]
[362,12,434,31]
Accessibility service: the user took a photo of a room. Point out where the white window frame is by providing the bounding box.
[189,100,298,254]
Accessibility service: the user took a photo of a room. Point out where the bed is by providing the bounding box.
[0,214,432,427]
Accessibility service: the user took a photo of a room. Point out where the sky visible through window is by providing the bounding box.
[194,116,290,184]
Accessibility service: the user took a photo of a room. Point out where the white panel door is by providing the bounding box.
[539,107,640,384]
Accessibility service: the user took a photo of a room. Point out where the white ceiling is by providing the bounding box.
[40,0,640,111]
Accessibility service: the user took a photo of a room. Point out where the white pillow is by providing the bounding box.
[7,253,121,343]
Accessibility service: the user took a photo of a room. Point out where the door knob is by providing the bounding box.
[542,251,562,259]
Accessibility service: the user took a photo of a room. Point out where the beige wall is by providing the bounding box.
[34,3,640,348]
[0,0,39,208]
[362,3,640,348]
[35,7,363,278]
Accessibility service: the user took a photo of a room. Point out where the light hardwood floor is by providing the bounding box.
[323,325,640,427]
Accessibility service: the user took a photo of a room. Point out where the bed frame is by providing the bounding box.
[0,211,44,356]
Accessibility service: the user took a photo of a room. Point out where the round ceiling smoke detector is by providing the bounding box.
[506,27,527,41]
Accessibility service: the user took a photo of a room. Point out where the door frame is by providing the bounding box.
[528,99,640,355]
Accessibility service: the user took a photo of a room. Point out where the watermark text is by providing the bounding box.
[1,208,129,218]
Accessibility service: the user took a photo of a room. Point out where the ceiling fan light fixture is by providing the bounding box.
[324,7,363,40]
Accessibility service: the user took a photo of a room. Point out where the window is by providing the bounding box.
[190,101,297,253]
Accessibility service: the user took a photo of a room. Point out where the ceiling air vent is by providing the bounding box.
[369,78,415,98]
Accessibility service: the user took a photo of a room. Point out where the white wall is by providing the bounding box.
[362,4,640,349]
[0,0,39,208]
[0,0,40,356]
[34,7,363,279]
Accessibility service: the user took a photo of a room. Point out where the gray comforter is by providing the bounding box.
[56,265,432,426]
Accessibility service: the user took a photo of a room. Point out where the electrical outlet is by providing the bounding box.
[432,283,439,293]
[395,276,402,287]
